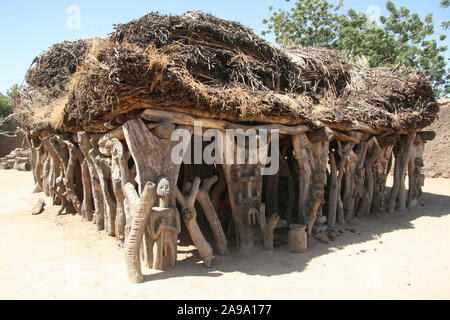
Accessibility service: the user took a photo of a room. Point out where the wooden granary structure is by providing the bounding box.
[13,12,438,282]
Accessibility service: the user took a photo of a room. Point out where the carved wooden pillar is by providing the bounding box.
[408,131,435,209]
[223,163,263,253]
[292,128,331,236]
[372,136,396,213]
[122,118,191,282]
[387,133,416,213]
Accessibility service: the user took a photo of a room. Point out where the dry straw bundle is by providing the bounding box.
[13,11,438,134]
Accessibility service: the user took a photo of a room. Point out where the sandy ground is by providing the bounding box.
[0,170,449,300]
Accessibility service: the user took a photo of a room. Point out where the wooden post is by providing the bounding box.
[78,132,105,231]
[89,145,116,236]
[372,136,396,213]
[407,132,435,209]
[175,178,213,267]
[122,118,191,280]
[292,128,331,236]
[279,145,295,224]
[196,176,229,255]
[123,182,156,283]
[387,133,416,213]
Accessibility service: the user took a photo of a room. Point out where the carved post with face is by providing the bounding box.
[122,118,191,282]
[147,176,181,271]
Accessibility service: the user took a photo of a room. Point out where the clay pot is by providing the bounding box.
[288,224,307,253]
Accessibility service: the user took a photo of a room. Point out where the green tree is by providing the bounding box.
[0,84,18,118]
[263,0,449,97]
[442,0,449,30]
[262,0,343,47]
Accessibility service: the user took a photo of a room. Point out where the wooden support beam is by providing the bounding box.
[387,133,416,213]
[416,131,436,143]
[121,118,191,280]
[292,130,329,235]
[142,109,309,135]
[175,178,213,267]
[79,132,105,231]
[196,176,229,256]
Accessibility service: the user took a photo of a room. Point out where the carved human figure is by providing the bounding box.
[373,161,387,211]
[145,176,181,271]
[412,157,425,200]
[306,172,326,236]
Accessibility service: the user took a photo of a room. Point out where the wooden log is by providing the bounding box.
[42,152,50,197]
[327,152,338,228]
[32,199,46,216]
[416,131,436,143]
[141,109,309,135]
[387,133,416,213]
[104,138,130,243]
[49,136,76,214]
[292,131,329,235]
[122,118,191,274]
[211,165,227,218]
[365,138,382,205]
[372,139,395,213]
[175,178,213,267]
[330,129,361,144]
[98,126,125,148]
[123,182,157,283]
[344,140,369,221]
[307,127,333,143]
[335,142,351,224]
[122,118,187,197]
[90,146,116,237]
[78,132,105,231]
[196,176,229,255]
[258,203,280,250]
[41,137,63,206]
[64,140,84,216]
[81,160,94,221]
[408,137,425,209]
[222,161,264,252]
[357,137,382,217]
[30,138,43,192]
[292,133,312,225]
[279,145,295,224]
[140,104,395,134]
[265,169,279,219]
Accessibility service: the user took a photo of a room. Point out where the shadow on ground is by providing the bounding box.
[142,190,450,283]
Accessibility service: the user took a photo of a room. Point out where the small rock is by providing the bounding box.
[327,231,336,241]
[360,249,367,253]
[314,234,330,244]
[32,199,46,215]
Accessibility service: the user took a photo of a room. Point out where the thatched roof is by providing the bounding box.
[13,11,438,135]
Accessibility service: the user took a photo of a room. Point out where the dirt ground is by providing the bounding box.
[0,169,449,300]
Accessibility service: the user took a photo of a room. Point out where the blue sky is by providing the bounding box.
[0,0,448,93]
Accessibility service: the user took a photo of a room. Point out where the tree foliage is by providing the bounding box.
[442,0,449,30]
[0,84,18,118]
[263,0,449,97]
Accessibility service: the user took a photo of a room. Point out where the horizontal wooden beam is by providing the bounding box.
[330,129,361,144]
[141,109,309,135]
